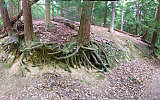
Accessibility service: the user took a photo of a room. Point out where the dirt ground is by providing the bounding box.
[0,57,160,100]
[0,22,160,100]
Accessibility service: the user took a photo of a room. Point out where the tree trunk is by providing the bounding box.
[91,16,94,25]
[36,4,39,19]
[60,4,64,17]
[51,1,54,18]
[120,0,124,31]
[103,1,108,27]
[45,0,50,28]
[20,0,23,20]
[16,0,20,14]
[77,7,81,22]
[103,12,107,27]
[0,0,13,36]
[78,1,93,45]
[141,29,148,41]
[151,5,160,53]
[71,6,74,21]
[9,0,39,26]
[109,1,116,33]
[65,2,69,19]
[9,2,14,18]
[136,1,140,35]
[22,0,34,45]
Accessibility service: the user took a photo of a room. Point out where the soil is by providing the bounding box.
[0,21,160,100]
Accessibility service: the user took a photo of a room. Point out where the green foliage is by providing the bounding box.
[32,4,45,19]
[96,74,105,80]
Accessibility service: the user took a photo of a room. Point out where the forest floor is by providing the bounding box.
[0,20,160,100]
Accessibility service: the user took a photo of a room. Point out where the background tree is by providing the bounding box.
[60,2,64,17]
[120,0,124,31]
[9,1,14,18]
[103,1,108,27]
[109,1,116,33]
[151,4,160,55]
[0,0,13,36]
[45,0,50,28]
[135,1,140,35]
[35,4,39,19]
[65,1,69,19]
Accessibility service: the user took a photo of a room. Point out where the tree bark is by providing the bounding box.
[65,2,69,19]
[51,1,54,18]
[45,0,50,28]
[77,7,81,22]
[103,1,108,27]
[9,2,14,18]
[109,1,116,33]
[36,4,39,19]
[17,0,20,13]
[71,6,74,21]
[151,5,160,53]
[0,0,13,36]
[78,1,93,45]
[10,0,39,26]
[141,29,148,41]
[136,1,140,35]
[120,0,124,31]
[22,0,34,45]
[60,4,64,17]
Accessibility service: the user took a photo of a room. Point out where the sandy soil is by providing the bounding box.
[0,57,160,100]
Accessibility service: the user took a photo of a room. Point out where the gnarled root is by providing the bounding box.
[1,40,124,76]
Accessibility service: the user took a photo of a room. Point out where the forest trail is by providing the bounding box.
[0,22,160,100]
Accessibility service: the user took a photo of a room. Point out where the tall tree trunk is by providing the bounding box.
[51,1,54,18]
[36,4,39,19]
[9,2,14,18]
[136,1,140,35]
[22,0,33,45]
[45,0,50,28]
[109,1,116,33]
[120,0,124,31]
[56,8,58,16]
[77,7,81,22]
[17,0,20,13]
[151,5,160,53]
[91,3,94,25]
[103,1,108,27]
[60,4,64,17]
[0,0,13,36]
[78,1,93,45]
[103,12,107,27]
[71,6,74,21]
[20,0,23,20]
[0,0,39,29]
[65,2,69,19]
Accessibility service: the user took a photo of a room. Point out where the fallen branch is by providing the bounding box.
[114,29,140,37]
[53,16,80,31]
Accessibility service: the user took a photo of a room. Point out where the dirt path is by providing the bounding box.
[0,57,160,100]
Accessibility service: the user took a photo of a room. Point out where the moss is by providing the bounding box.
[96,74,105,80]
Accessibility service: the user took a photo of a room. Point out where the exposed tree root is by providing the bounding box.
[0,39,124,76]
